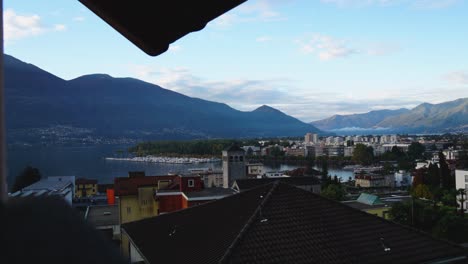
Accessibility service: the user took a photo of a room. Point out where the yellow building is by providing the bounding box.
[75,178,98,198]
[342,193,391,219]
[114,173,179,258]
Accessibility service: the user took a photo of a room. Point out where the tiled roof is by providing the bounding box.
[122,182,467,264]
[184,187,237,199]
[234,176,320,191]
[357,193,383,205]
[114,175,178,196]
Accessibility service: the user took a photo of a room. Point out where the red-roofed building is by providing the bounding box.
[115,171,236,257]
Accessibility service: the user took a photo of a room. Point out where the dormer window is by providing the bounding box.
[188,179,195,187]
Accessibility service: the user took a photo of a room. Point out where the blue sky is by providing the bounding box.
[4,0,468,122]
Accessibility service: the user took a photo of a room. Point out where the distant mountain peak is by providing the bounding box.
[253,105,280,113]
[73,73,114,81]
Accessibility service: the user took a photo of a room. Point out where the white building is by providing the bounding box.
[334,137,344,145]
[394,171,412,187]
[326,136,334,145]
[305,133,313,144]
[9,176,76,205]
[455,170,468,211]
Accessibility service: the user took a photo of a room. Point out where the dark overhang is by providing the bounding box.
[79,0,247,56]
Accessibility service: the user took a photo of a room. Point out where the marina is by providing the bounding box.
[105,156,222,164]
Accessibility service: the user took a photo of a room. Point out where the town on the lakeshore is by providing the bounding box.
[7,133,468,263]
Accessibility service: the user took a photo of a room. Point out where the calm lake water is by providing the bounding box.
[6,144,353,191]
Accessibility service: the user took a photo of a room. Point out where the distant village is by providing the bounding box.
[7,132,468,263]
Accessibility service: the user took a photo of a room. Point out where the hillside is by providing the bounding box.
[310,99,468,134]
[311,109,409,131]
[4,54,321,141]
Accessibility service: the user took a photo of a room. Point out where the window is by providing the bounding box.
[239,156,243,162]
[127,207,131,214]
[234,156,238,161]
[465,175,468,182]
[188,179,195,187]
[229,156,233,162]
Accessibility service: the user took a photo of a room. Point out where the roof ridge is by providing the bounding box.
[218,181,279,263]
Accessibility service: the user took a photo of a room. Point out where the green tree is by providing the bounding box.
[428,162,440,189]
[321,184,345,201]
[412,184,433,199]
[321,159,329,188]
[439,152,453,189]
[457,189,466,216]
[352,144,374,165]
[11,166,42,193]
[389,201,411,225]
[407,142,426,160]
[269,146,284,158]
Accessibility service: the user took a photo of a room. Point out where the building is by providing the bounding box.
[263,171,289,178]
[343,193,411,219]
[304,132,313,144]
[241,145,260,155]
[114,172,181,225]
[115,171,236,257]
[344,146,354,157]
[355,174,395,188]
[394,170,412,187]
[343,193,390,219]
[455,169,468,211]
[9,176,75,205]
[325,145,345,157]
[285,147,305,157]
[75,178,98,198]
[222,145,246,188]
[85,205,120,241]
[121,182,467,264]
[189,168,224,188]
[246,163,264,177]
[232,177,321,193]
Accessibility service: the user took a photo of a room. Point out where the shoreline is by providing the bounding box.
[105,156,221,164]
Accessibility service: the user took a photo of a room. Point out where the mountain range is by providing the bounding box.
[311,99,468,134]
[4,54,321,142]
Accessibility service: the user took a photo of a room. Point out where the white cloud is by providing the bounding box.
[366,42,400,56]
[210,0,287,28]
[412,0,460,9]
[4,9,67,43]
[444,71,468,85]
[320,0,459,8]
[297,34,358,60]
[127,64,459,122]
[168,45,182,52]
[256,36,272,42]
[54,24,67,32]
[4,9,45,41]
[73,16,85,22]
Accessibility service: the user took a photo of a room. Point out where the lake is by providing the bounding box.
[6,144,353,191]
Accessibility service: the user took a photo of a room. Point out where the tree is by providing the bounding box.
[427,162,440,189]
[389,201,411,226]
[457,189,466,216]
[439,152,453,189]
[352,144,374,165]
[412,184,432,199]
[321,159,329,188]
[408,142,426,160]
[321,184,345,201]
[11,166,42,193]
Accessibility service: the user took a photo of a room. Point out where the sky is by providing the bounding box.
[4,0,468,122]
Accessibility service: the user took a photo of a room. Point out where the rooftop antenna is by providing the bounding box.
[380,237,391,252]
